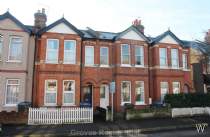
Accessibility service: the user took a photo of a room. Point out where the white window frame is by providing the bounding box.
[63,40,76,64]
[8,36,23,62]
[5,79,20,106]
[172,82,180,94]
[182,53,188,70]
[135,81,145,105]
[121,44,131,67]
[44,80,57,106]
[100,47,109,67]
[0,35,3,61]
[171,48,179,69]
[135,46,144,67]
[159,48,168,68]
[85,46,94,66]
[121,81,131,105]
[46,39,59,64]
[63,80,75,106]
[160,82,169,102]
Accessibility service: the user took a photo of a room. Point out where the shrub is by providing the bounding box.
[124,103,134,110]
[164,93,210,108]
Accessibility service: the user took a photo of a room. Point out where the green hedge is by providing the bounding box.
[164,93,210,108]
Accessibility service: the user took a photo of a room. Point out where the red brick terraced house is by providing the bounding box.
[33,11,192,112]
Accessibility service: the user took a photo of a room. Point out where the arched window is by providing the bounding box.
[0,34,3,61]
[184,84,190,93]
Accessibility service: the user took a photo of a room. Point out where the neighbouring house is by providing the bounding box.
[0,11,35,112]
[32,10,192,112]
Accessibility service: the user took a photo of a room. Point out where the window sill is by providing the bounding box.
[121,102,131,106]
[135,65,145,68]
[4,104,17,107]
[44,104,57,107]
[183,69,190,71]
[45,62,58,64]
[84,64,96,67]
[100,65,110,68]
[120,64,131,67]
[135,102,146,105]
[6,60,22,63]
[63,62,76,65]
[62,104,76,106]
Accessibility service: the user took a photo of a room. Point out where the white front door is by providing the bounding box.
[100,84,109,109]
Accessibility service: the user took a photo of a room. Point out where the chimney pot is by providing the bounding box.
[34,8,47,31]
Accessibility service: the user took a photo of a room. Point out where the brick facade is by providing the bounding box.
[33,18,192,112]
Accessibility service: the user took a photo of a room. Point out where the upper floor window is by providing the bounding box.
[8,37,22,62]
[135,46,144,66]
[100,47,109,66]
[0,35,2,61]
[5,79,19,106]
[159,48,167,67]
[85,46,94,66]
[46,39,59,63]
[64,40,76,64]
[121,44,130,65]
[173,82,180,94]
[171,49,179,68]
[182,53,188,69]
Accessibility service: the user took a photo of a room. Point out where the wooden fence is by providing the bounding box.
[28,107,93,125]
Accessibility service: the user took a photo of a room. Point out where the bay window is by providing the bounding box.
[135,46,144,66]
[121,81,131,105]
[63,80,75,105]
[0,35,2,61]
[46,39,59,63]
[121,44,130,65]
[5,79,19,105]
[8,37,22,62]
[173,82,180,94]
[100,47,109,66]
[159,48,167,67]
[171,49,179,68]
[64,40,76,64]
[135,81,145,104]
[160,82,168,102]
[85,46,94,66]
[45,80,57,105]
[182,53,188,69]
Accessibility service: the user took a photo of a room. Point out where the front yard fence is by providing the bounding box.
[28,107,93,125]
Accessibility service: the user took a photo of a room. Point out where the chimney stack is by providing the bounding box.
[34,8,47,31]
[205,29,210,44]
[132,19,144,33]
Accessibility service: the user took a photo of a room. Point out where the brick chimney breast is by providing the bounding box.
[34,8,47,31]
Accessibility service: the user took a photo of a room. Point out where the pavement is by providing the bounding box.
[0,116,210,137]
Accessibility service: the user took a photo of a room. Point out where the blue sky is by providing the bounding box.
[0,0,210,40]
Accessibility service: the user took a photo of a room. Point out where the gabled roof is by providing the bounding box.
[114,25,149,42]
[37,17,84,37]
[182,40,210,54]
[151,30,184,47]
[0,11,31,34]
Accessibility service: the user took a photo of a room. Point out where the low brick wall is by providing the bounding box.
[0,111,28,124]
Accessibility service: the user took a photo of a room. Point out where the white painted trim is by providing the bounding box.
[62,80,75,106]
[63,40,76,64]
[121,81,131,105]
[135,81,145,105]
[45,39,59,64]
[121,44,130,66]
[135,45,144,66]
[7,36,23,62]
[85,46,94,66]
[100,46,109,66]
[44,79,57,106]
[5,79,20,106]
